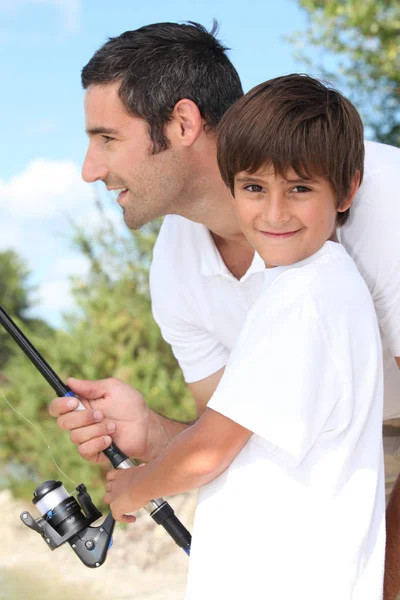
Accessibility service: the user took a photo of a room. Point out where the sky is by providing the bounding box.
[0,0,318,327]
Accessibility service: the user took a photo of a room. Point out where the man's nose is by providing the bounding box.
[81,147,109,183]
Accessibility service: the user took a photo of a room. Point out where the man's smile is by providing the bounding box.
[108,187,129,203]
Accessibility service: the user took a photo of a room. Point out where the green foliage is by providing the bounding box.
[293,0,400,145]
[0,251,32,368]
[66,206,194,421]
[0,250,53,369]
[0,250,31,316]
[0,205,194,508]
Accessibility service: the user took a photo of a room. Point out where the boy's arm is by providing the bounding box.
[104,407,252,522]
[383,356,400,600]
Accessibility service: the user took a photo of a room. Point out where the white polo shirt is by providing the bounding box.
[185,242,385,600]
[150,140,400,419]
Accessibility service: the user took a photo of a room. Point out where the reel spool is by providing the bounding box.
[21,480,114,568]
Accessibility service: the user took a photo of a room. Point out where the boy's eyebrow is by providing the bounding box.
[86,126,120,136]
[285,177,319,184]
[235,175,320,184]
[235,175,266,183]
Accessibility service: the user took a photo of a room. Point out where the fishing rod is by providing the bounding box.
[0,305,191,566]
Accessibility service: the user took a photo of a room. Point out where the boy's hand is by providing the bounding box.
[104,466,149,523]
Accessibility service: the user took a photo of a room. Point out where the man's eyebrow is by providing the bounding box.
[86,126,119,136]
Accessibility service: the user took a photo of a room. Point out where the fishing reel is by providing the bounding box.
[20,480,115,568]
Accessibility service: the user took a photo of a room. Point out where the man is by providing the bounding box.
[49,22,400,599]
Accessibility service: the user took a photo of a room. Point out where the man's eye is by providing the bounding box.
[292,185,311,193]
[244,184,263,193]
[102,135,114,143]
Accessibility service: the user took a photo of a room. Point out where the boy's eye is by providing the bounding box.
[292,185,311,193]
[244,184,264,193]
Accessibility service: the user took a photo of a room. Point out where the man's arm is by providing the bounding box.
[104,407,251,522]
[187,367,224,415]
[384,356,400,600]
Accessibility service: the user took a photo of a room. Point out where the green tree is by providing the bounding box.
[293,0,400,145]
[0,207,194,507]
[0,250,52,369]
[0,250,31,369]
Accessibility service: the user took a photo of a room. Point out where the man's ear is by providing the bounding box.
[338,171,361,213]
[168,99,203,147]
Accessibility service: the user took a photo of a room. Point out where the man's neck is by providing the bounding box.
[180,176,255,279]
[211,231,254,280]
[178,168,242,236]
[168,138,255,279]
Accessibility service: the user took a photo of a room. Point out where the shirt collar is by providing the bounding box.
[200,226,265,281]
[261,240,347,288]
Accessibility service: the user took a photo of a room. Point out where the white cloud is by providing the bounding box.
[47,255,89,279]
[0,220,25,250]
[36,279,76,315]
[0,159,94,219]
[74,203,125,232]
[0,159,130,328]
[0,158,100,327]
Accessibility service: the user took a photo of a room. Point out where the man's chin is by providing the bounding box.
[122,209,150,231]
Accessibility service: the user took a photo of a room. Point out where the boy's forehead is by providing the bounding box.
[235,165,321,182]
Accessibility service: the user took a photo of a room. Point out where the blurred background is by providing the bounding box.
[0,1,398,598]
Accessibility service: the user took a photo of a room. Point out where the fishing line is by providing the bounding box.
[0,304,191,555]
[0,386,77,488]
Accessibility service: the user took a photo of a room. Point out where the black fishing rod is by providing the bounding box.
[0,305,191,565]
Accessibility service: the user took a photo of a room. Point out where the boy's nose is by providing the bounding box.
[261,196,290,225]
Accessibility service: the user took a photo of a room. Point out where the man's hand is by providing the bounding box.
[49,377,154,463]
[104,465,150,523]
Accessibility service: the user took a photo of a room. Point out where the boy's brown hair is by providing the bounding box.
[217,74,364,226]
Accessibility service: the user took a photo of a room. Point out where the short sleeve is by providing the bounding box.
[151,295,229,383]
[149,233,229,383]
[208,300,342,466]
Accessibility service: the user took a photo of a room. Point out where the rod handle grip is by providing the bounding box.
[64,392,129,468]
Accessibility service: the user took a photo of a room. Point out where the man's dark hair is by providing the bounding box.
[82,21,243,153]
[217,74,365,226]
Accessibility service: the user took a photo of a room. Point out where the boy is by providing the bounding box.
[104,74,385,599]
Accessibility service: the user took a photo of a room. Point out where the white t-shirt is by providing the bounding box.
[150,140,400,420]
[185,242,385,600]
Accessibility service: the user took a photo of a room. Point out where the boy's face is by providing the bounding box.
[233,165,352,267]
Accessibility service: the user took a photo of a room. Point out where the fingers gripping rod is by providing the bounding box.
[0,305,191,555]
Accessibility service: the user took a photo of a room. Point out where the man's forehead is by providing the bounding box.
[84,83,133,132]
[84,82,122,111]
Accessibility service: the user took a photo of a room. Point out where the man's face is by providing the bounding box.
[233,165,349,267]
[82,83,185,229]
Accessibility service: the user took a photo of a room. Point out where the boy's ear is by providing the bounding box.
[167,99,203,147]
[338,171,361,213]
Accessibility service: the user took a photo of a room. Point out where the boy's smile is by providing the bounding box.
[233,166,353,268]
